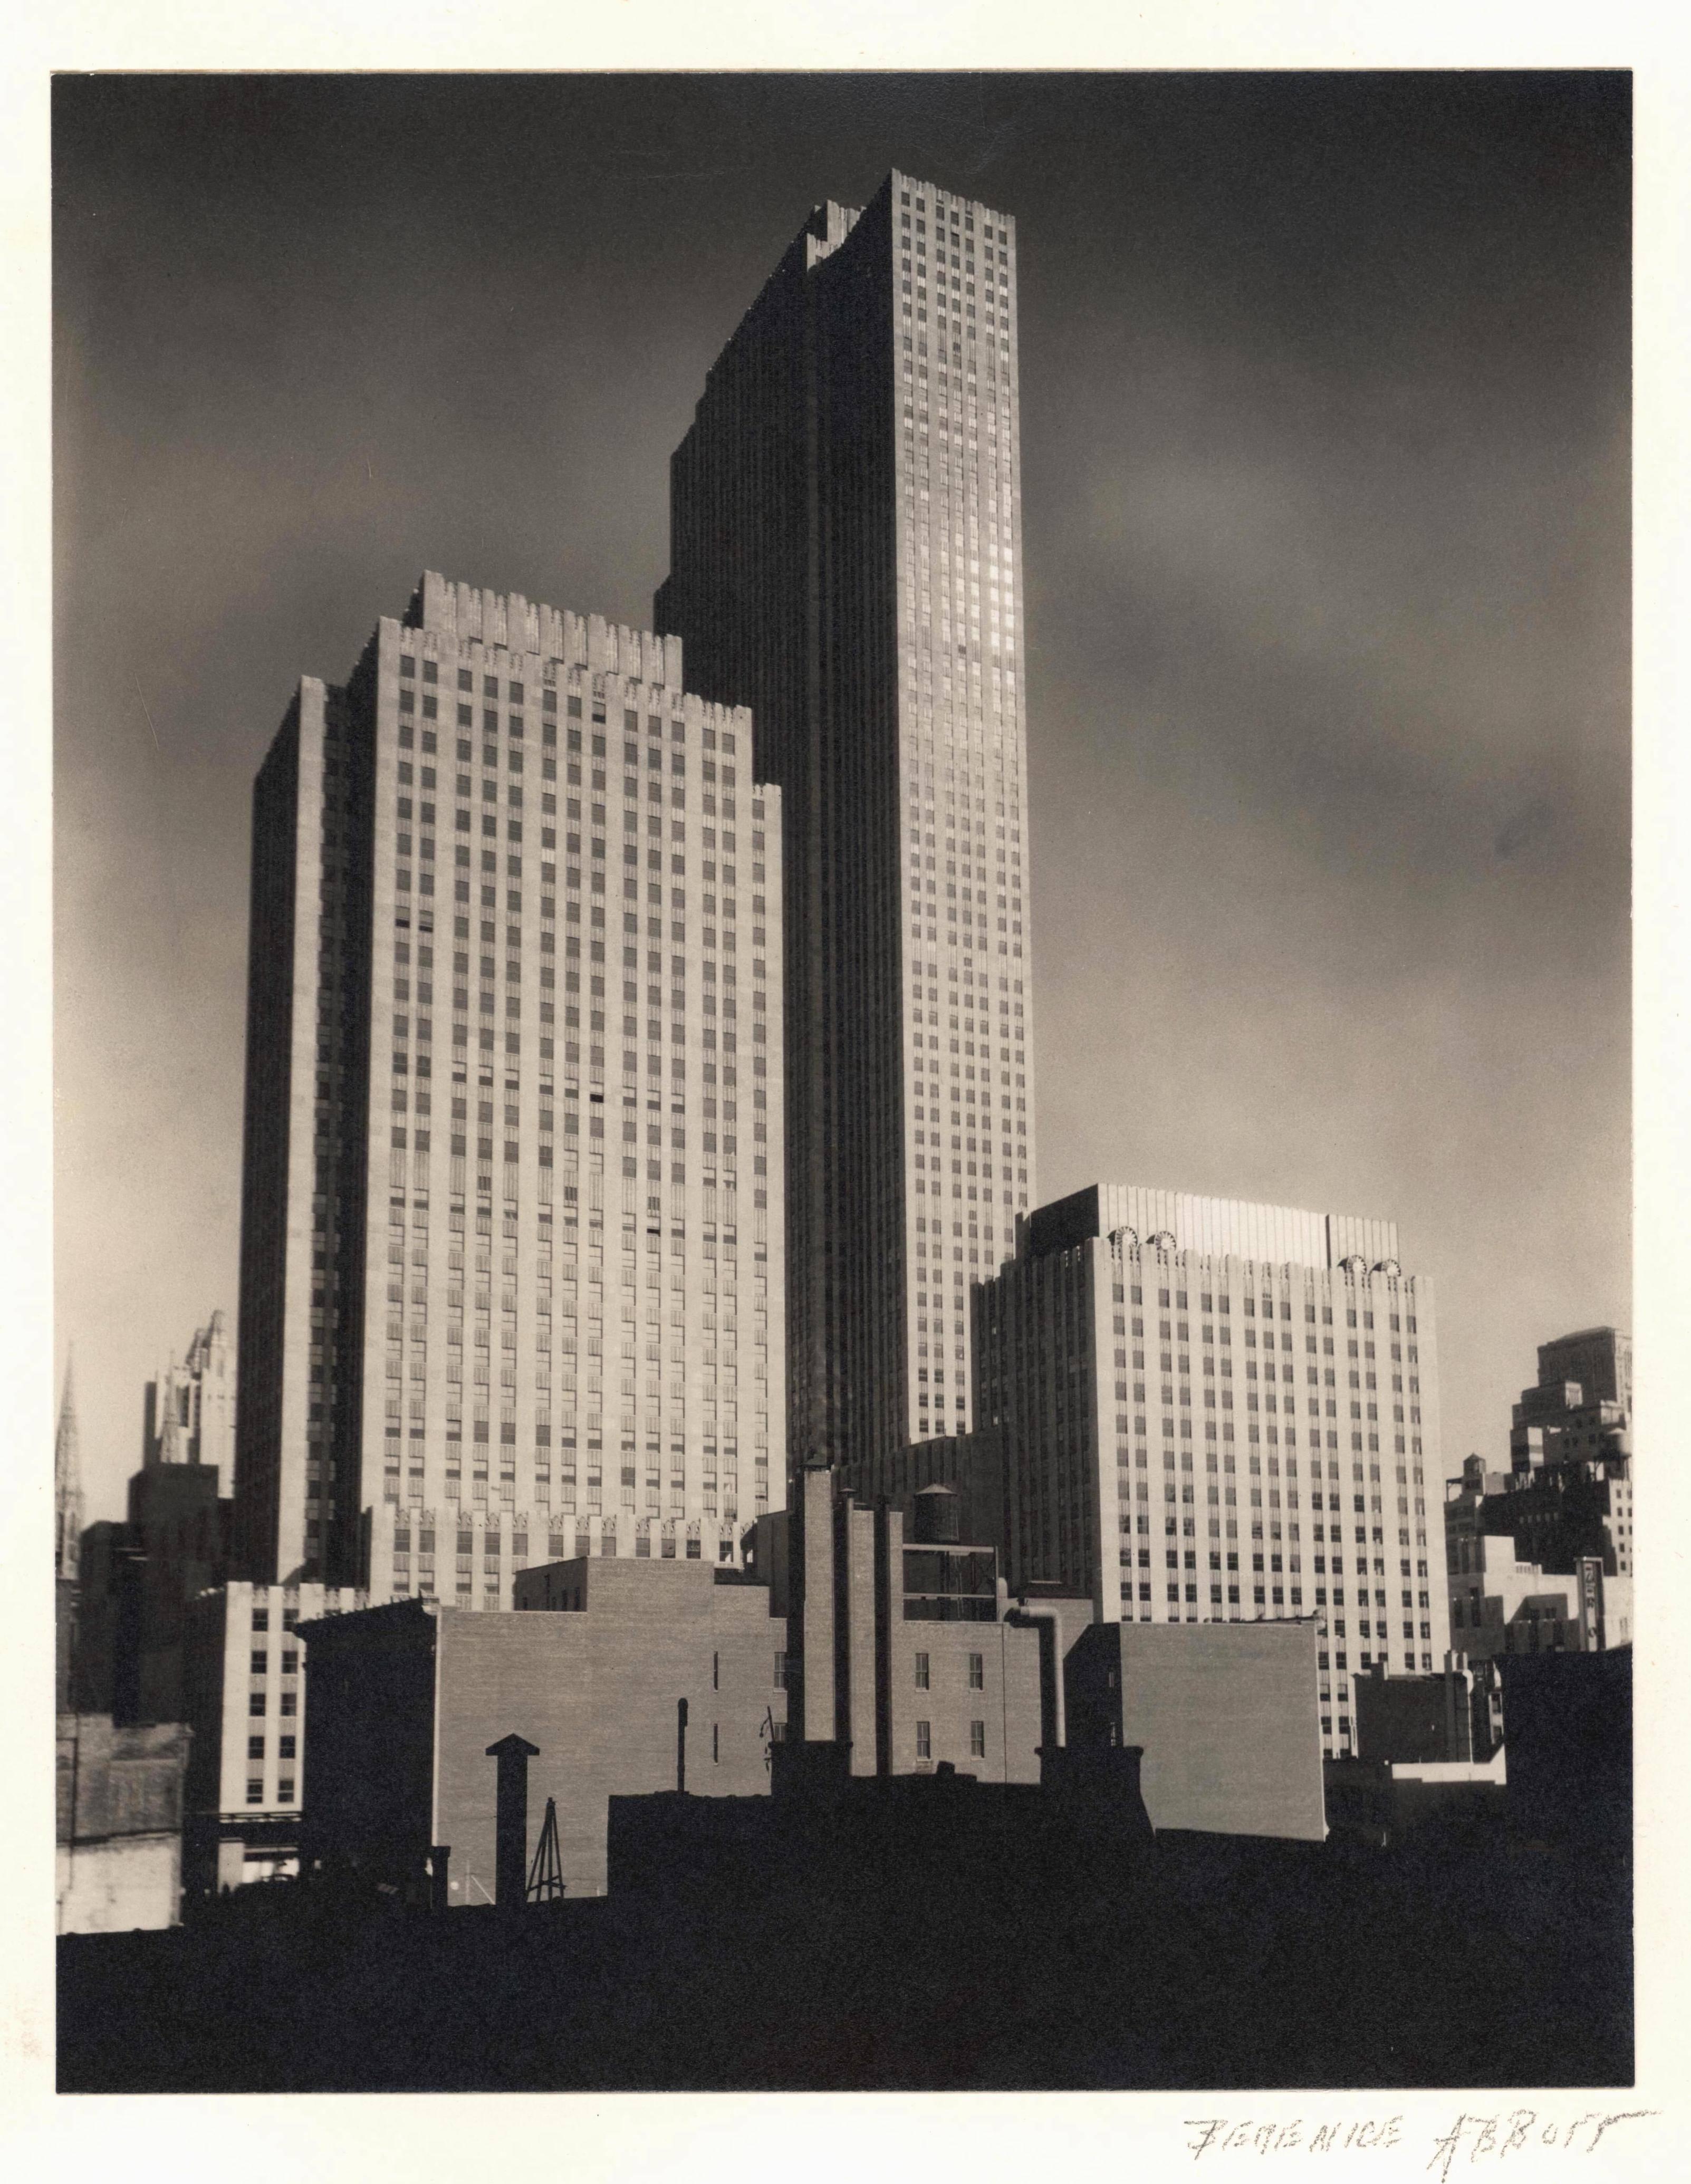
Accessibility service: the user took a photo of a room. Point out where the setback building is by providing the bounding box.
[848,1182,1449,1758]
[233,570,786,1596]
[210,575,787,1892]
[1443,1325,1634,1666]
[657,170,1035,1477]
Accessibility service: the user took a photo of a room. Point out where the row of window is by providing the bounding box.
[399,658,738,736]
[911,1649,986,1689]
[1114,1281,1418,1334]
[914,1720,988,1759]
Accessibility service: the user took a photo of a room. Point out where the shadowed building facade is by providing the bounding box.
[658,171,1034,1479]
[300,1558,789,1900]
[69,1312,236,1725]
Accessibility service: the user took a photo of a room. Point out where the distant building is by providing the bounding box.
[55,1356,83,1583]
[69,1315,237,1725]
[56,1360,84,1708]
[123,1469,233,1723]
[1506,1326,1633,1576]
[70,1521,140,1719]
[143,1310,236,1494]
[848,1182,1449,1757]
[57,1361,82,1709]
[1444,1500,1631,1661]
[181,1578,367,1895]
[56,1715,191,1933]
[1513,1327,1631,1478]
[1443,1325,1634,1667]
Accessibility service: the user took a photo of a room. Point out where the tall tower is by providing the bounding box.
[658,170,1034,1481]
[55,1356,83,1584]
[234,572,784,1595]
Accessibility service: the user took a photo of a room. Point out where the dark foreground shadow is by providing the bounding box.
[59,1817,1630,2093]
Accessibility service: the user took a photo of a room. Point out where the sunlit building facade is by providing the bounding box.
[967,1185,1450,1757]
[234,572,786,1602]
[659,170,1034,1479]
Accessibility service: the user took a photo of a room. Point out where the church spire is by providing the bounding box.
[55,1354,84,1583]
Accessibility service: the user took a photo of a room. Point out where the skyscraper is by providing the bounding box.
[234,572,785,1597]
[658,171,1034,1481]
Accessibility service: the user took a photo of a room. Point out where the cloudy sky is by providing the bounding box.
[53,71,1630,1524]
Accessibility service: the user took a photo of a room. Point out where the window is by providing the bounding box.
[773,1651,788,1690]
[914,1652,930,1690]
[967,1651,984,1690]
[916,1719,932,1759]
[247,1736,265,1760]
[969,1719,986,1758]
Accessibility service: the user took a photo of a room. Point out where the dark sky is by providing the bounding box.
[54,72,1630,1524]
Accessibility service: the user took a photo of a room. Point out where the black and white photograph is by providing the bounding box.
[12,11,1683,2154]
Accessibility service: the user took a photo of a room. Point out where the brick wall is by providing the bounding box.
[885,1613,1041,1781]
[1068,1619,1325,1841]
[435,1566,787,1897]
